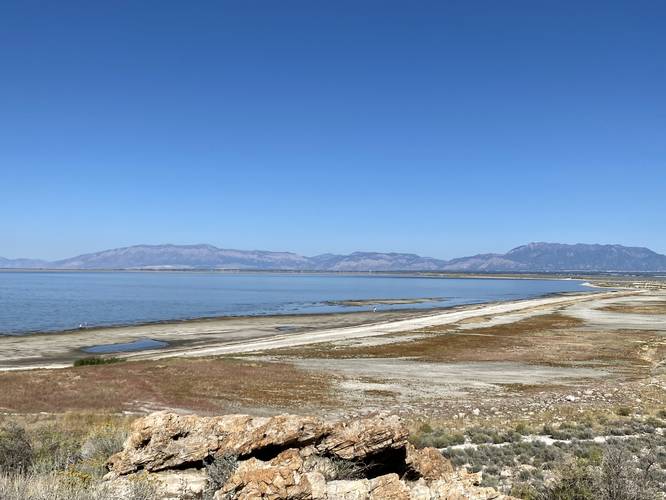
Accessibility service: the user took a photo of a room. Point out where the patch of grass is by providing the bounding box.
[410,425,466,448]
[542,421,595,440]
[0,423,34,474]
[328,457,370,480]
[0,415,157,500]
[73,357,124,367]
[449,427,666,497]
[514,422,535,436]
[77,425,128,478]
[615,406,632,417]
[0,470,162,500]
[31,424,82,473]
[0,357,340,413]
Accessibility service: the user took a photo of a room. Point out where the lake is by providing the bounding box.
[0,271,594,335]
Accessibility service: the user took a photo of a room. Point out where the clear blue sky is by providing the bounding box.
[1,1,664,260]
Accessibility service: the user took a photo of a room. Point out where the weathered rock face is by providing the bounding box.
[108,412,328,475]
[107,411,515,500]
[316,414,408,460]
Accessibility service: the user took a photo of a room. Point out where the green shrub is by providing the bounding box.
[615,406,632,417]
[411,427,465,448]
[510,482,540,500]
[73,357,124,367]
[77,425,128,478]
[480,472,499,488]
[0,423,34,474]
[31,425,82,473]
[124,472,163,500]
[203,454,238,500]
[514,422,532,435]
[598,444,658,500]
[542,423,556,437]
[469,431,493,445]
[418,423,433,434]
[542,458,598,500]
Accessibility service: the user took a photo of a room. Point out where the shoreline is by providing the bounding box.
[1,287,596,339]
[0,288,633,372]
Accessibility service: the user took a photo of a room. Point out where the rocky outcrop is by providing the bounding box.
[108,413,328,475]
[404,443,454,481]
[316,414,408,460]
[106,411,515,499]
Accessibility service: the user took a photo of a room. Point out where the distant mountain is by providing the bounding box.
[0,257,48,269]
[309,252,448,271]
[441,253,522,272]
[2,242,666,272]
[51,244,310,270]
[443,243,666,272]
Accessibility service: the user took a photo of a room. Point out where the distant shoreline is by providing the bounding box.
[0,288,630,371]
[0,273,597,338]
[0,267,649,280]
[0,288,596,339]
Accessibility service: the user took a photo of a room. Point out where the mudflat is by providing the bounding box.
[0,289,620,370]
[0,308,428,369]
[4,288,666,422]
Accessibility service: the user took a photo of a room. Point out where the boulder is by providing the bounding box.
[405,443,454,481]
[108,412,328,474]
[317,414,408,460]
[106,411,516,499]
[325,474,410,500]
[429,471,509,499]
[218,449,315,499]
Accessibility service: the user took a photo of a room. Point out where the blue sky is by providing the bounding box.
[1,1,664,260]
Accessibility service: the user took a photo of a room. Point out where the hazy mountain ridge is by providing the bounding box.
[0,257,49,269]
[51,244,310,270]
[309,252,448,271]
[2,242,666,272]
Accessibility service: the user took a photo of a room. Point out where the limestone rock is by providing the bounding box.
[106,411,515,500]
[152,469,208,499]
[217,449,322,500]
[325,474,410,500]
[317,414,408,460]
[429,470,510,499]
[108,412,328,474]
[405,443,454,481]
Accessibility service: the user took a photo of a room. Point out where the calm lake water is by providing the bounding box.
[0,271,593,335]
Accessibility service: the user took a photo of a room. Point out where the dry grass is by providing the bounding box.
[2,299,665,421]
[0,357,340,414]
[266,313,663,371]
[599,301,666,315]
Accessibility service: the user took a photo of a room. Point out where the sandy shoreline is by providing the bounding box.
[2,288,664,420]
[0,289,634,371]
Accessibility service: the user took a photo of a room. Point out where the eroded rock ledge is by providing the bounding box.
[106,411,514,499]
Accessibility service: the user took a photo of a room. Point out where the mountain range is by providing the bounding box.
[2,242,666,272]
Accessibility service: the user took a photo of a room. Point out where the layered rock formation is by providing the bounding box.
[106,411,514,499]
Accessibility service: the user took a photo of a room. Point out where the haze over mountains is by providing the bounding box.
[2,242,666,272]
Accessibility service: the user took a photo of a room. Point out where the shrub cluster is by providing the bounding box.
[0,419,157,500]
[73,357,124,367]
[410,424,465,448]
[442,433,666,499]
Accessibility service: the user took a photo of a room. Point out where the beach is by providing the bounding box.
[2,286,665,419]
[0,288,635,370]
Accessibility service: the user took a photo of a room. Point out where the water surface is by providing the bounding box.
[0,271,593,335]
